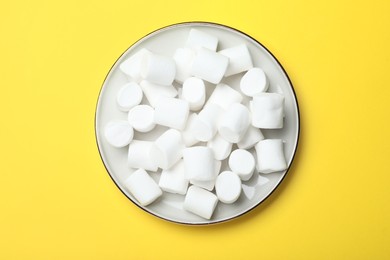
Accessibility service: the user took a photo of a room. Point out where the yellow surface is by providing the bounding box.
[1,0,389,259]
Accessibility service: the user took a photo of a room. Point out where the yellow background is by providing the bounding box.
[1,0,389,259]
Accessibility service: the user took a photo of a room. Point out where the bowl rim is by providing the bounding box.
[94,21,301,225]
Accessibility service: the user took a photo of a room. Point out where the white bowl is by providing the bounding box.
[95,22,300,225]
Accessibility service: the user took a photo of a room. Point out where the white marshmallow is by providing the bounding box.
[191,47,228,84]
[104,121,133,148]
[141,51,176,86]
[183,146,215,181]
[186,28,218,51]
[215,171,242,204]
[229,149,256,181]
[215,157,222,175]
[182,77,205,111]
[116,82,143,111]
[119,49,150,82]
[154,97,189,130]
[150,129,184,170]
[125,169,162,206]
[183,185,218,219]
[192,104,224,142]
[240,68,269,97]
[128,105,155,132]
[173,47,196,83]
[219,44,253,77]
[181,113,199,147]
[159,160,189,195]
[207,134,232,160]
[190,160,221,191]
[237,126,265,149]
[128,140,158,172]
[255,139,287,173]
[250,93,284,129]
[206,83,243,110]
[140,80,178,108]
[218,103,250,143]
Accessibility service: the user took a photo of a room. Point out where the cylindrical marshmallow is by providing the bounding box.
[154,97,189,130]
[240,68,269,97]
[173,47,196,83]
[116,82,143,111]
[192,104,224,142]
[207,134,232,160]
[183,146,215,181]
[128,105,155,132]
[128,140,158,172]
[237,126,265,149]
[141,51,176,86]
[215,171,242,204]
[124,169,162,206]
[140,80,178,108]
[218,103,251,143]
[181,113,199,147]
[159,160,189,195]
[182,77,205,111]
[150,129,184,170]
[119,48,150,82]
[229,149,255,181]
[250,93,284,129]
[214,159,222,176]
[104,120,133,148]
[190,160,221,191]
[206,83,243,110]
[255,139,287,173]
[186,28,218,51]
[183,185,218,219]
[191,47,228,84]
[219,44,253,77]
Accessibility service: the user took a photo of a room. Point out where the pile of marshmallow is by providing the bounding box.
[104,28,287,220]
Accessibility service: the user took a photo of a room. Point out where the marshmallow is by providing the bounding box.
[255,139,287,173]
[159,160,189,195]
[104,121,133,148]
[240,68,269,97]
[215,171,242,204]
[183,146,215,181]
[173,47,196,83]
[141,51,176,86]
[190,160,221,191]
[125,169,162,206]
[119,48,150,82]
[150,129,184,170]
[186,28,218,51]
[183,185,218,219]
[116,82,143,111]
[182,77,205,111]
[250,93,284,129]
[128,140,158,172]
[215,159,222,175]
[191,47,228,84]
[128,105,155,132]
[192,103,224,142]
[181,113,199,147]
[207,134,232,160]
[154,97,189,130]
[140,80,178,108]
[218,103,251,143]
[206,83,243,110]
[229,149,255,181]
[237,126,265,149]
[219,44,253,77]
